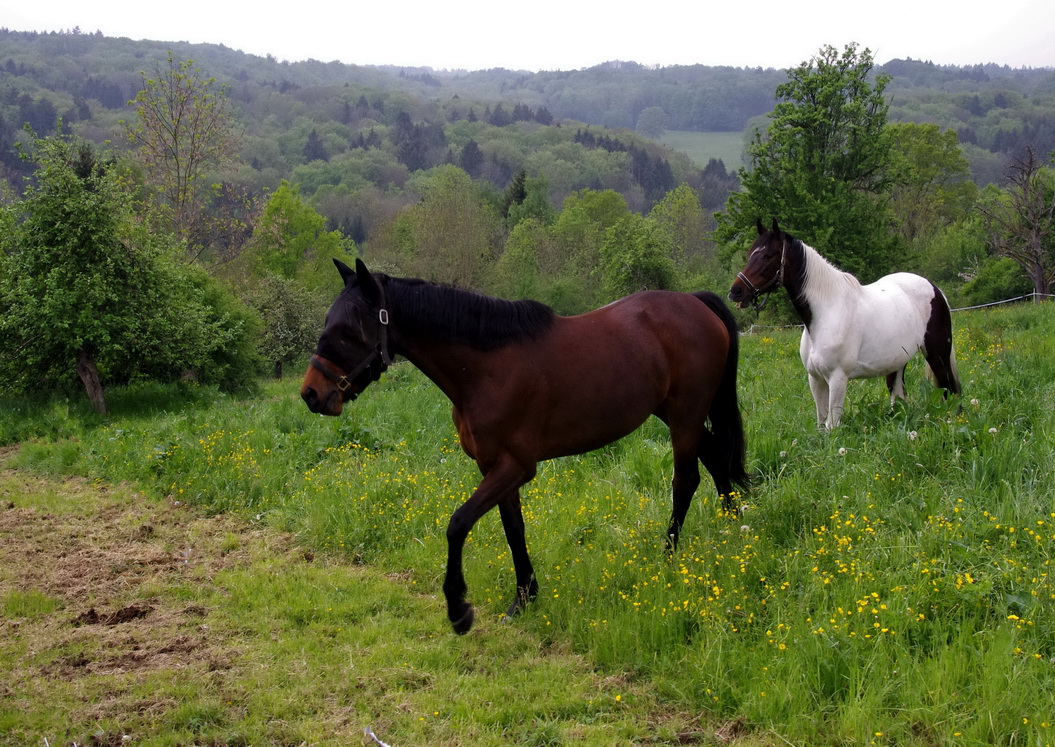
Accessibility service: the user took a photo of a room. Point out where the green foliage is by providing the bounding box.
[719,44,904,281]
[126,53,236,254]
[247,274,327,378]
[246,180,354,293]
[977,150,1055,296]
[961,257,1034,306]
[648,184,710,266]
[889,122,976,244]
[542,189,632,311]
[0,134,260,402]
[505,173,556,228]
[373,165,501,288]
[597,214,675,301]
[635,106,667,138]
[491,219,544,301]
[910,217,987,287]
[180,265,264,391]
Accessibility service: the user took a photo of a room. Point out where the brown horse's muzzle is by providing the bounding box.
[301,358,347,416]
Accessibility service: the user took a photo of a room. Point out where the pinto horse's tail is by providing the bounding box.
[923,284,962,397]
[693,291,750,494]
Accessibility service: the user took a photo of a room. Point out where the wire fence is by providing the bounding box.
[742,291,1055,335]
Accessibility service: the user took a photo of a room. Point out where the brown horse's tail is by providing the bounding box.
[693,291,750,493]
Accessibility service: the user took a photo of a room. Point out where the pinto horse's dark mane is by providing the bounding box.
[385,276,555,350]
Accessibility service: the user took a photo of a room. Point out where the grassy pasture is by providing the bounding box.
[659,131,746,168]
[3,300,1055,744]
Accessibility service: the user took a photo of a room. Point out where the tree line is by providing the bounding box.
[1,35,1054,415]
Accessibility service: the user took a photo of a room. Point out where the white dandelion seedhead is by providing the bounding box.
[971,398,980,407]
[838,447,847,456]
[989,427,998,434]
[908,431,918,441]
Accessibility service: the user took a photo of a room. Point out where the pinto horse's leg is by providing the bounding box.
[825,371,849,429]
[808,373,830,429]
[886,366,907,407]
[443,458,534,635]
[498,493,538,619]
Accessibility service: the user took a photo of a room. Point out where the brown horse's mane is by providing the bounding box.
[386,276,555,350]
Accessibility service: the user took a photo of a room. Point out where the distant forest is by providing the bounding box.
[1,28,1054,236]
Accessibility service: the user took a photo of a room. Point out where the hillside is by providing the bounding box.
[0,28,745,247]
[3,30,1054,206]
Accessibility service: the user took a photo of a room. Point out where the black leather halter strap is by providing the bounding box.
[310,298,392,395]
[738,238,788,306]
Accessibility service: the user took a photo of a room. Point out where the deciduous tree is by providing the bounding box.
[127,54,236,257]
[245,180,354,292]
[636,106,667,139]
[0,135,253,412]
[598,214,675,301]
[978,146,1055,296]
[888,122,975,244]
[718,43,902,280]
[648,184,709,266]
[394,166,501,289]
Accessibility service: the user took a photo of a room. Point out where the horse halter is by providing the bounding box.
[737,238,787,308]
[309,294,392,397]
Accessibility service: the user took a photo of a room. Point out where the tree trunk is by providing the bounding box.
[274,359,283,379]
[1032,264,1047,301]
[76,348,107,415]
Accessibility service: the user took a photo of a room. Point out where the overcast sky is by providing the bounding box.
[4,0,1054,71]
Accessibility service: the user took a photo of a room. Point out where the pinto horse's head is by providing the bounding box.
[301,258,392,416]
[728,219,788,309]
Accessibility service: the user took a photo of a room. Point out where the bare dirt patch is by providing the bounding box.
[0,456,280,742]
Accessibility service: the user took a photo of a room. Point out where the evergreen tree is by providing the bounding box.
[303,128,328,162]
[501,169,528,217]
[459,139,484,177]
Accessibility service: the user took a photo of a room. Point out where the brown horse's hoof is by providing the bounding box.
[450,604,474,635]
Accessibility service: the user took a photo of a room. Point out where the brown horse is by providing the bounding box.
[302,259,748,634]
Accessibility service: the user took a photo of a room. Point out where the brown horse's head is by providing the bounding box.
[728,218,788,309]
[301,259,391,416]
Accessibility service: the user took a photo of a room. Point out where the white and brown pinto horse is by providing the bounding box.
[729,220,961,429]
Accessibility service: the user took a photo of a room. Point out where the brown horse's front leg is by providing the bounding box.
[442,460,532,634]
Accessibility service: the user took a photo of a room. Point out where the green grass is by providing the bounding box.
[660,130,746,168]
[5,300,1055,743]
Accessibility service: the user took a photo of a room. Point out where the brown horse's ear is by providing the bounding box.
[355,258,381,304]
[771,218,780,235]
[334,258,355,286]
[756,218,765,235]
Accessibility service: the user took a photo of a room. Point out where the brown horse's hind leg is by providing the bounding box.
[665,427,702,550]
[499,494,538,620]
[698,426,737,513]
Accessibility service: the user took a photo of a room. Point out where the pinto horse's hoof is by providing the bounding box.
[450,604,474,635]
